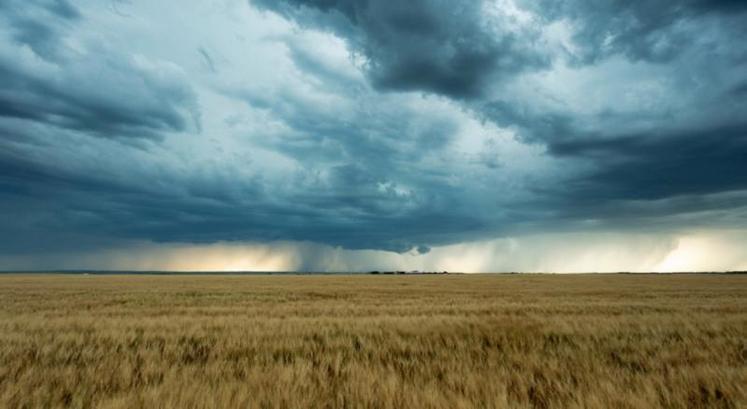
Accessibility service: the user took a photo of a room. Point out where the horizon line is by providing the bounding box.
[1,270,746,275]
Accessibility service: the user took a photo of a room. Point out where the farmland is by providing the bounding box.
[0,274,745,408]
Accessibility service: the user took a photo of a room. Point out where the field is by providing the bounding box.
[0,274,745,409]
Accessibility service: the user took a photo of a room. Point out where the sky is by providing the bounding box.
[1,0,746,272]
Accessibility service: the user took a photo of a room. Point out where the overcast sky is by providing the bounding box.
[1,0,746,272]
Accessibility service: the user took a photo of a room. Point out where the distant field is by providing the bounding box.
[0,274,745,408]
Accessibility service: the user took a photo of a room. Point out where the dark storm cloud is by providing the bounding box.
[0,0,80,60]
[252,0,549,98]
[480,95,747,208]
[0,20,491,255]
[228,68,487,250]
[0,141,139,254]
[0,140,482,254]
[1,0,747,263]
[475,1,747,218]
[255,0,747,212]
[551,123,747,201]
[0,59,199,139]
[0,134,267,253]
[522,0,747,64]
[0,1,200,140]
[480,100,574,144]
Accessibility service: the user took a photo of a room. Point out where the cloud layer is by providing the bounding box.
[0,0,746,270]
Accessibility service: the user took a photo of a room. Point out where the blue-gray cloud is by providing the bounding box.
[522,0,747,64]
[0,0,746,265]
[252,0,550,98]
[0,1,199,140]
[0,0,80,59]
[254,0,747,226]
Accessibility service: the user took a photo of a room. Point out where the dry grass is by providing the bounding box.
[0,273,745,409]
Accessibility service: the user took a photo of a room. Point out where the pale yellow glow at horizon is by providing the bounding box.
[132,231,747,273]
[163,247,297,272]
[5,230,746,273]
[655,236,703,272]
[653,233,747,273]
[83,243,299,272]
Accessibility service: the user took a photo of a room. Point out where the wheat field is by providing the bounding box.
[0,274,745,408]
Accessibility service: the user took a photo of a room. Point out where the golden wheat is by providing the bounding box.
[0,274,745,408]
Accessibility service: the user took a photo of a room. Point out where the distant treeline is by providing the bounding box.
[368,271,451,275]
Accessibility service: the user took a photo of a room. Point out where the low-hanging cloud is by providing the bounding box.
[6,230,747,273]
[0,0,746,270]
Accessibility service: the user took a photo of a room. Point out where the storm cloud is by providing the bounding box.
[0,0,746,270]
[0,0,199,140]
[252,0,551,98]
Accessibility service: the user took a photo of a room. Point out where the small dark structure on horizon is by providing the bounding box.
[369,270,449,275]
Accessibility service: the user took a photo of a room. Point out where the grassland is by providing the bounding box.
[0,274,745,409]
